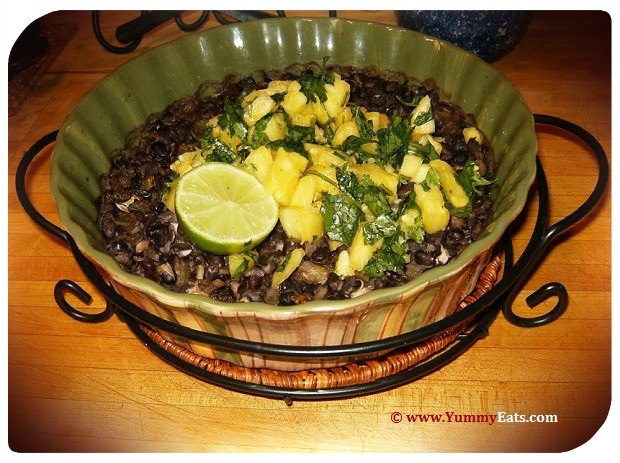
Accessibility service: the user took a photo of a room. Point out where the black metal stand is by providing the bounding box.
[15,115,608,402]
[91,11,337,54]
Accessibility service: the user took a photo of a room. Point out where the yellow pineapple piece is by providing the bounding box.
[307,165,340,198]
[334,250,354,277]
[463,126,483,144]
[281,86,308,117]
[429,159,470,208]
[228,251,258,279]
[348,225,383,272]
[324,74,351,118]
[271,248,306,288]
[263,113,286,141]
[289,175,317,207]
[414,183,450,233]
[363,110,382,133]
[266,80,290,95]
[349,163,399,196]
[410,95,435,139]
[332,120,360,147]
[243,92,276,126]
[312,100,330,125]
[305,143,347,167]
[291,104,317,127]
[277,147,308,172]
[399,153,424,179]
[263,148,308,206]
[242,146,273,183]
[279,205,324,243]
[418,134,443,155]
[170,150,204,176]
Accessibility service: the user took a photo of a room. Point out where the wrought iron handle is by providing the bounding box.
[500,114,609,327]
[15,130,115,323]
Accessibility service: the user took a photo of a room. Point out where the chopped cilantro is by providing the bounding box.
[376,115,412,169]
[408,140,440,162]
[457,159,495,195]
[218,99,247,139]
[364,232,408,279]
[363,214,397,245]
[320,193,364,246]
[351,106,374,139]
[297,58,335,103]
[208,138,237,164]
[412,107,434,127]
[396,93,426,108]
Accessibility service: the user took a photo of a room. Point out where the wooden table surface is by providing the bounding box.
[7,10,614,453]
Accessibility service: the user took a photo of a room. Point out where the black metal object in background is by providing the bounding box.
[15,115,609,401]
[92,11,338,54]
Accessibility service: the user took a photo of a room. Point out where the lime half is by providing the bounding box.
[175,163,279,255]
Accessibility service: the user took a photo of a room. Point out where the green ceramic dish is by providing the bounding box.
[50,18,537,370]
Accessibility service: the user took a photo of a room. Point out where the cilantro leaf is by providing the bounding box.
[320,193,364,246]
[208,138,237,164]
[218,99,247,139]
[412,107,434,127]
[457,159,495,195]
[363,214,397,245]
[376,115,412,169]
[351,106,374,139]
[364,232,408,279]
[408,140,440,162]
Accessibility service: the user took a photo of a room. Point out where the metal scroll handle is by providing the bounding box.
[93,11,341,54]
[500,114,609,327]
[14,130,116,324]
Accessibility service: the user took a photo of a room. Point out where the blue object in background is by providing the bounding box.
[397,10,532,62]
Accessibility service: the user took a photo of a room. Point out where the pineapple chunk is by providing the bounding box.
[349,163,399,196]
[279,205,324,243]
[281,87,308,117]
[228,251,258,279]
[429,159,470,209]
[399,153,424,179]
[334,250,354,277]
[289,175,317,207]
[348,225,383,272]
[312,100,330,125]
[305,143,347,167]
[291,104,316,127]
[263,148,308,206]
[243,92,276,126]
[463,126,483,144]
[163,184,177,212]
[264,113,286,141]
[170,150,204,176]
[277,147,308,172]
[412,163,431,184]
[364,110,382,133]
[414,183,450,233]
[418,134,443,155]
[266,80,290,95]
[410,95,435,139]
[271,248,306,288]
[331,106,353,128]
[308,165,340,198]
[242,146,273,183]
[332,120,360,147]
[323,74,351,118]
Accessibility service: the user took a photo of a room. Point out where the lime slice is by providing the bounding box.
[175,163,279,255]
